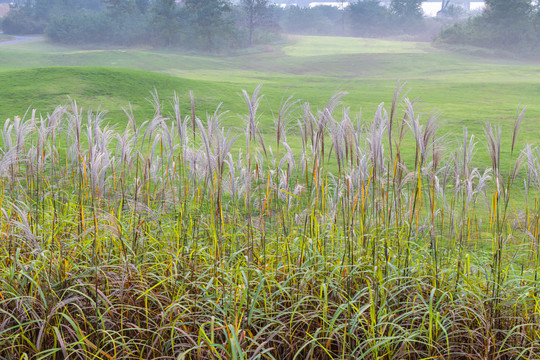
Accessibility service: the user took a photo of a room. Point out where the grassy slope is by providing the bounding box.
[0,35,539,166]
[0,67,245,128]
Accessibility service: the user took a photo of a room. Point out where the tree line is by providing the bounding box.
[2,0,242,50]
[438,0,540,54]
[1,0,432,50]
[6,0,532,54]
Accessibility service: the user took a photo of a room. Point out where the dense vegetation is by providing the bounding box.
[10,0,540,55]
[0,83,540,358]
[2,0,255,49]
[1,0,436,49]
[438,0,540,54]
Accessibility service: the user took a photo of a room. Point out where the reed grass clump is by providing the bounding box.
[1,84,540,359]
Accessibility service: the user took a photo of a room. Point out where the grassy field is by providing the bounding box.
[1,35,540,166]
[0,37,540,141]
[1,36,540,358]
[0,67,241,127]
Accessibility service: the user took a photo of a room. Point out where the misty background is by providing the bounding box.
[0,1,538,54]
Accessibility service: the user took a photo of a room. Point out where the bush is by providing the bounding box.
[2,0,103,35]
[390,0,423,19]
[110,13,153,46]
[46,11,111,44]
[1,8,46,34]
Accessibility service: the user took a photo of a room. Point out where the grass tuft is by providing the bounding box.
[0,86,539,359]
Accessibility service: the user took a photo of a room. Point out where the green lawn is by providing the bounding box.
[0,35,539,167]
[0,67,243,128]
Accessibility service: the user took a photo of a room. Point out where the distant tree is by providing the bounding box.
[390,0,423,19]
[2,0,102,34]
[151,0,178,46]
[240,0,268,46]
[279,5,343,35]
[102,0,136,16]
[484,0,532,23]
[184,0,232,50]
[2,6,42,33]
[53,0,102,12]
[135,0,150,14]
[483,0,533,46]
[347,0,391,36]
[46,10,109,44]
[438,0,538,52]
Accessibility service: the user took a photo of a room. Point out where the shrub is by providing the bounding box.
[1,8,46,34]
[46,11,111,45]
[110,13,153,46]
